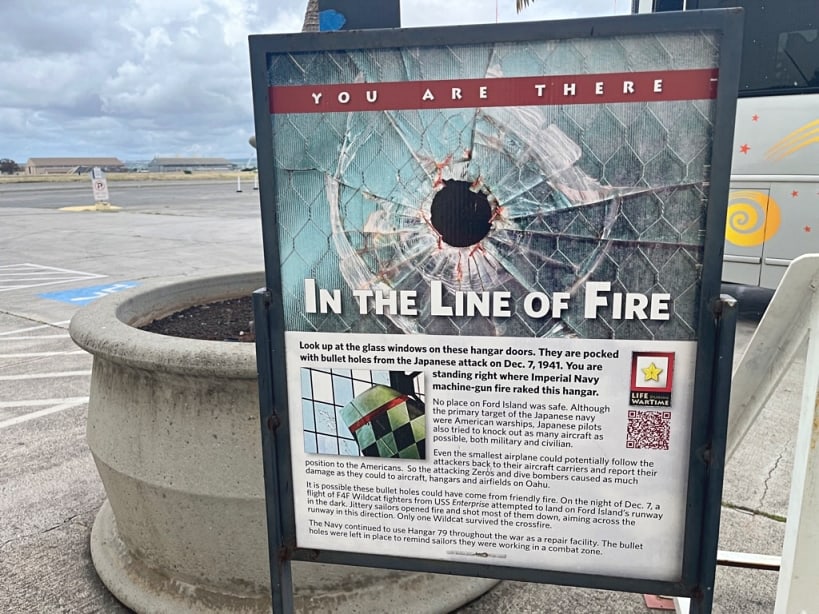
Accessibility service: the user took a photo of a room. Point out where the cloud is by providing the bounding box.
[0,0,627,161]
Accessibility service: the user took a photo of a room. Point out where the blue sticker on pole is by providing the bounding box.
[39,281,139,305]
[317,0,399,30]
[319,9,346,31]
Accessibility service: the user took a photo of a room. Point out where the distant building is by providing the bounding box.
[26,157,125,175]
[147,157,235,172]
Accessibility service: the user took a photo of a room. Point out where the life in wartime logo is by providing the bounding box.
[629,352,675,407]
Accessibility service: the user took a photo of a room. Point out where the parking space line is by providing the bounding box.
[0,396,89,409]
[0,263,105,292]
[0,398,89,430]
[0,264,102,275]
[1,273,93,278]
[0,278,106,292]
[0,321,71,336]
[0,371,91,381]
[0,350,86,358]
[0,335,71,341]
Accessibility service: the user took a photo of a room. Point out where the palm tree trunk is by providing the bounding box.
[303,0,319,32]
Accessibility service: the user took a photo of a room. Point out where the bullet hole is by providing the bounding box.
[430,179,492,247]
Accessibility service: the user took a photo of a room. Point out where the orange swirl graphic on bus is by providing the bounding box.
[766,119,819,160]
[725,190,781,247]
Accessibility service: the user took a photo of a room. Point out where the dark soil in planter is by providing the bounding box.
[141,296,255,342]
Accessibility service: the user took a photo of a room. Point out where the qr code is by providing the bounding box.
[626,410,671,450]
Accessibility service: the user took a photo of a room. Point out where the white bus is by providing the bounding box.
[634,0,818,289]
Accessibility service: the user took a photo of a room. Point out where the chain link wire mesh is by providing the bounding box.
[268,32,720,340]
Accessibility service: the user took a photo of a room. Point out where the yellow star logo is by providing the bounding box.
[642,362,663,382]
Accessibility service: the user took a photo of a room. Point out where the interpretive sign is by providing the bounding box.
[250,9,742,612]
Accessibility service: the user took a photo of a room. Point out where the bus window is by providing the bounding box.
[653,0,684,11]
[694,0,818,95]
[775,29,819,89]
[634,0,819,290]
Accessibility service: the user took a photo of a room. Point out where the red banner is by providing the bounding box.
[270,68,718,114]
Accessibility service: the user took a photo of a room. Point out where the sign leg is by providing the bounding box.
[691,295,737,614]
[253,288,294,614]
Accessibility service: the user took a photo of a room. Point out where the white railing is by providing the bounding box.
[674,254,819,614]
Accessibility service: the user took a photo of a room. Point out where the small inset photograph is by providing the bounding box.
[300,368,426,459]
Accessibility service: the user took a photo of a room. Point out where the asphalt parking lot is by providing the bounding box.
[0,180,263,613]
[0,180,801,613]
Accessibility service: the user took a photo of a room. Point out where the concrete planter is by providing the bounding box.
[69,271,497,613]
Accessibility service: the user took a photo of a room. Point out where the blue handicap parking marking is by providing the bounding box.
[39,281,139,305]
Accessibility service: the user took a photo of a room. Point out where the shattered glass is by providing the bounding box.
[268,34,719,340]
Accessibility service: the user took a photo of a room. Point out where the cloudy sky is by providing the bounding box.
[1,1,628,163]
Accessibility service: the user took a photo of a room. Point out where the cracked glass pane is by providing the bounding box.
[267,33,719,341]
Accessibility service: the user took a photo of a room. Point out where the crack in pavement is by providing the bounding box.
[759,437,791,510]
[1,513,93,550]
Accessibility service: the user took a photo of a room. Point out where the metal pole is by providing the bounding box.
[253,289,294,614]
[690,295,737,614]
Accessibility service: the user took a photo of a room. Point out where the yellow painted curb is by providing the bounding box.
[60,203,122,212]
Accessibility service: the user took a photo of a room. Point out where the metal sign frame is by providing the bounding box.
[250,9,743,613]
